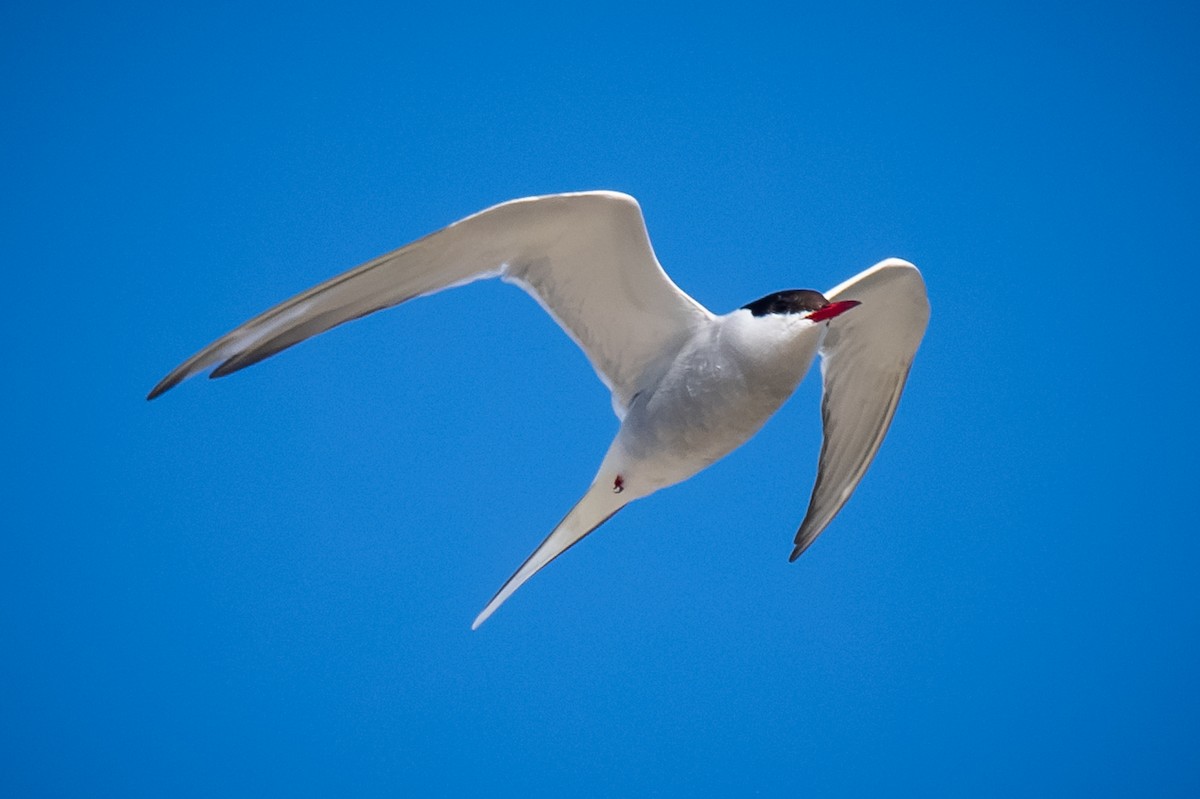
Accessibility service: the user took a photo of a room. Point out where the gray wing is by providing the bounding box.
[148,191,713,416]
[790,259,930,560]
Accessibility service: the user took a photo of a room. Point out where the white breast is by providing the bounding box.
[603,311,825,494]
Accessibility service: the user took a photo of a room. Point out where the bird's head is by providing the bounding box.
[740,289,861,322]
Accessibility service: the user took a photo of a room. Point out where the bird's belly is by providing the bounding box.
[611,338,812,492]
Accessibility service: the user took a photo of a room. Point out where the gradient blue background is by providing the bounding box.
[4,1,1198,795]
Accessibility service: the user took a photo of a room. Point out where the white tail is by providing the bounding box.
[472,481,628,629]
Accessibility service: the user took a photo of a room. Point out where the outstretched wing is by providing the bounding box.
[790,259,930,560]
[148,191,713,416]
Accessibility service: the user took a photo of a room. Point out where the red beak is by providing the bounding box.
[807,299,861,323]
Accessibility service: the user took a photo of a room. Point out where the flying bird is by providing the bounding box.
[148,191,930,627]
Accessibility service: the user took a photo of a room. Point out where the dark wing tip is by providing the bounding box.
[208,341,291,379]
[146,374,182,401]
[787,536,813,563]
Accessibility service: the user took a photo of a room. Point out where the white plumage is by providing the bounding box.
[149,191,930,627]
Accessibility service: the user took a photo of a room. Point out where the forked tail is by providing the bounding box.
[472,481,628,629]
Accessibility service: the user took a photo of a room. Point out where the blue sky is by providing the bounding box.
[3,1,1198,795]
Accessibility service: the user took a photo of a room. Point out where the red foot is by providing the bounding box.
[613,475,625,494]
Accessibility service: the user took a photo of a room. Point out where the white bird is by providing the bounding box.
[149,191,929,628]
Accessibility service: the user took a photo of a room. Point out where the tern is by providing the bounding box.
[149,191,930,627]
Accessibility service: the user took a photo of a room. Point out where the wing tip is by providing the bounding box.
[146,360,231,400]
[209,359,241,379]
[875,257,917,270]
[788,526,821,562]
[146,374,182,401]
